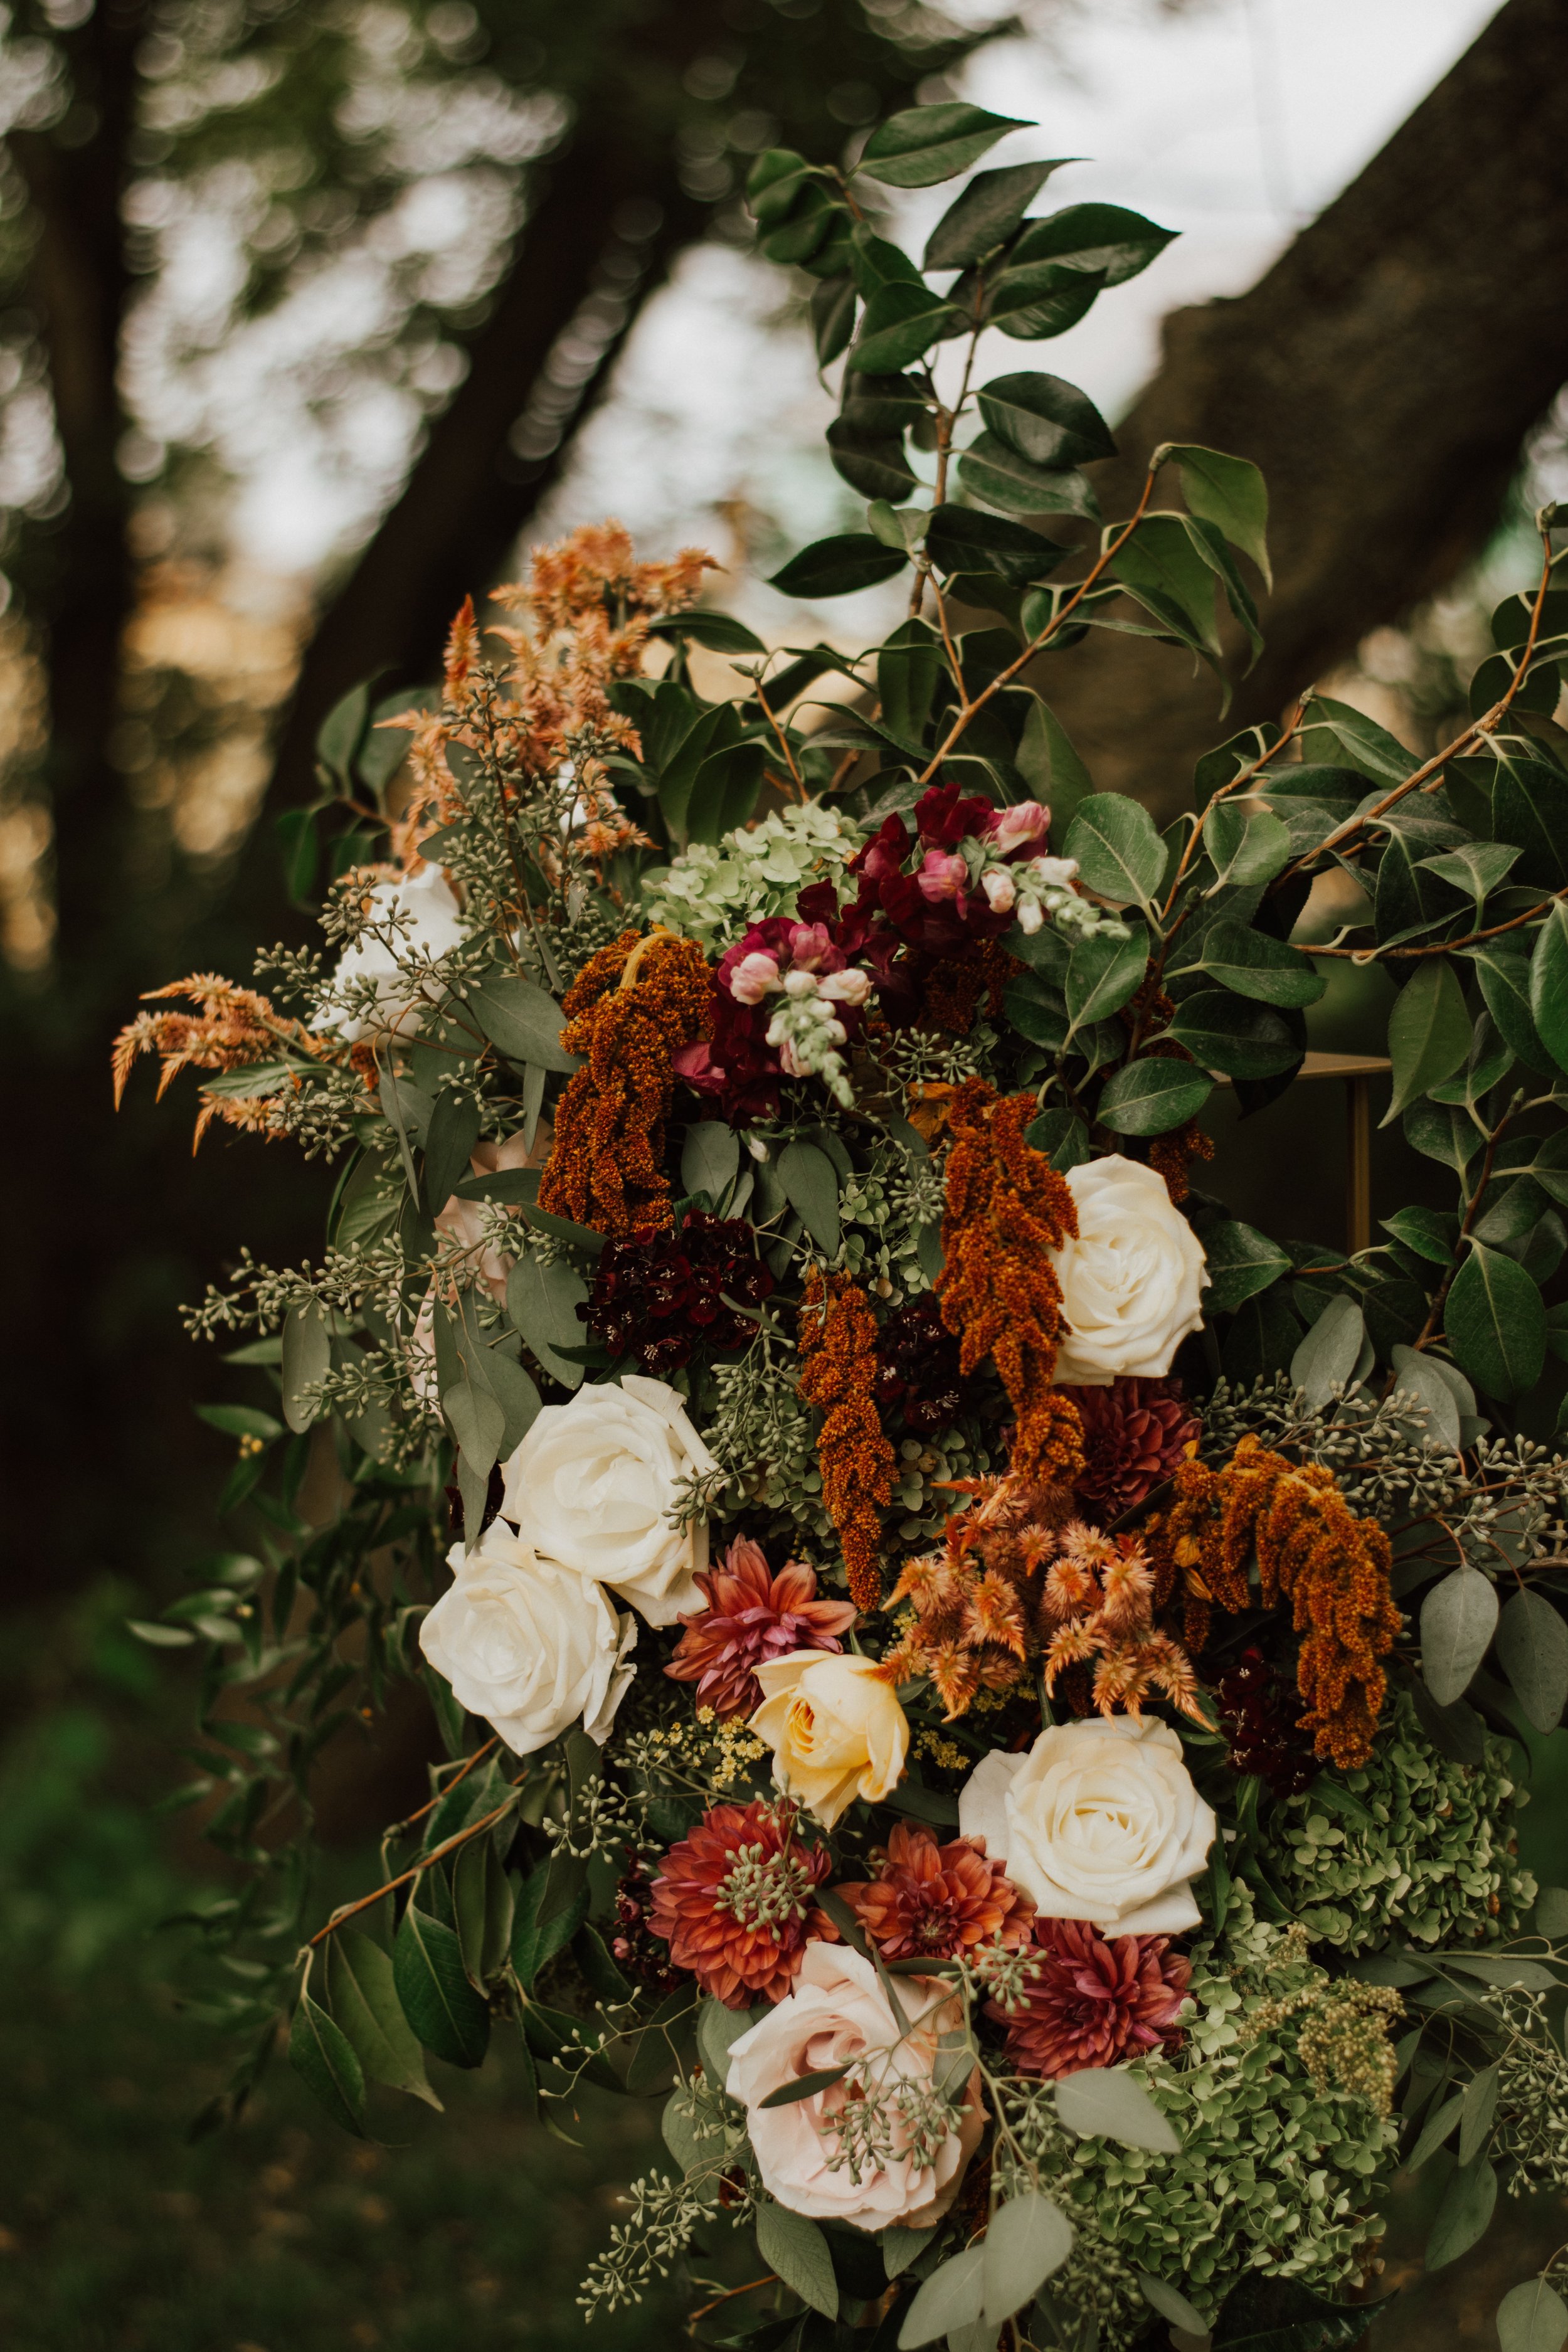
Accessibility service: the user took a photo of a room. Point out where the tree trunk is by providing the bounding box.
[1041,0,1568,819]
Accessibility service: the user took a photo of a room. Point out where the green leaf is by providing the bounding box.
[467,975,578,1074]
[394,1905,490,2068]
[757,2063,853,2110]
[982,2191,1074,2323]
[1172,918,1325,1007]
[1290,1295,1365,1411]
[810,273,857,366]
[1421,1567,1500,1706]
[753,2201,839,2319]
[923,159,1074,269]
[1023,1107,1088,1171]
[1387,1345,1463,1449]
[957,433,1098,521]
[898,2246,985,2348]
[859,102,1027,189]
[327,1929,442,2109]
[747,147,817,228]
[1137,2275,1209,2335]
[1211,2275,1378,2351]
[768,534,908,600]
[998,202,1175,289]
[1168,990,1301,1080]
[511,1859,588,1991]
[520,1204,606,1258]
[827,416,916,504]
[1471,943,1551,1072]
[317,679,371,783]
[1202,1220,1291,1312]
[1459,2061,1500,2165]
[976,371,1115,470]
[1421,839,1520,906]
[1382,957,1472,1126]
[1494,756,1568,892]
[288,1990,367,2137]
[884,2226,938,2282]
[196,1403,284,1443]
[1096,1059,1212,1136]
[1439,1952,1558,1989]
[1496,1589,1568,1733]
[423,1088,482,1213]
[276,807,320,904]
[1446,1241,1545,1398]
[848,281,962,373]
[1162,443,1271,588]
[1301,694,1412,786]
[1063,792,1165,908]
[681,1121,741,1202]
[779,1139,840,1255]
[1530,900,1568,1076]
[1065,923,1148,1030]
[1426,2151,1496,2272]
[452,1833,516,1989]
[1054,2065,1179,2152]
[645,610,766,655]
[988,263,1106,341]
[444,1379,506,1478]
[281,1304,332,1436]
[924,506,1066,588]
[1497,2279,1568,2352]
[1112,512,1224,660]
[1407,2089,1465,2171]
[1202,798,1292,891]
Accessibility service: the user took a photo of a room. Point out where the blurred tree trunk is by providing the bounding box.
[1044,0,1568,819]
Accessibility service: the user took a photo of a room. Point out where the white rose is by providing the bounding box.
[958,1716,1215,1936]
[317,866,465,1042]
[499,1374,715,1627]
[419,1522,636,1756]
[1051,1153,1208,1385]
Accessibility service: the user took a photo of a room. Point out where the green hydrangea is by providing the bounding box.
[1254,1692,1535,1952]
[999,1894,1399,2347]
[639,802,864,950]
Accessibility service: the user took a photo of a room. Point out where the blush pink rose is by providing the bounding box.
[725,1941,985,2231]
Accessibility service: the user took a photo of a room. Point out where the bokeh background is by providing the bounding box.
[4,0,1568,2343]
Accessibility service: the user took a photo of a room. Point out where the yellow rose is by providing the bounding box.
[750,1651,909,1829]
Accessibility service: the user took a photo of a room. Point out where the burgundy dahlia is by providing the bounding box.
[649,1799,831,2008]
[665,1536,857,1720]
[990,1918,1190,2078]
[1216,1645,1319,1798]
[875,1295,965,1436]
[1061,1377,1201,1522]
[583,1209,773,1373]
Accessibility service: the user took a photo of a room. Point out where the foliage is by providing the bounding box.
[110,89,1568,2352]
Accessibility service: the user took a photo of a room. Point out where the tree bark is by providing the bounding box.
[1040,0,1568,820]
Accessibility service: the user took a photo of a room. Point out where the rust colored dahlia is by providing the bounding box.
[990,1918,1190,2078]
[834,1821,1034,1961]
[1062,1378,1200,1524]
[665,1536,857,1719]
[649,1799,831,2008]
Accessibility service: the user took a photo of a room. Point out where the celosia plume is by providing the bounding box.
[797,1269,897,1613]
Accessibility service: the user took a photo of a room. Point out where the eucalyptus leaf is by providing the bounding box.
[1290,1295,1365,1411]
[1136,2275,1210,2334]
[1054,2065,1180,2153]
[779,1139,841,1256]
[1387,1345,1463,1450]
[754,2201,839,2319]
[1459,2061,1500,2164]
[898,2245,985,2348]
[1420,1567,1500,1707]
[1426,2151,1496,2272]
[1496,1589,1568,1733]
[1496,2279,1568,2352]
[507,1254,590,1392]
[282,1304,332,1434]
[443,1379,506,1478]
[467,974,578,1074]
[981,2191,1074,2323]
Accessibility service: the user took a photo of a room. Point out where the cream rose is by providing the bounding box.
[1051,1153,1208,1385]
[317,865,466,1043]
[726,1941,984,2230]
[958,1716,1215,1936]
[499,1374,714,1628]
[419,1522,636,1756]
[750,1651,909,1829]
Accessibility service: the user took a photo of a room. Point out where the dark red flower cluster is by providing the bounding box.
[874,1294,965,1435]
[583,1209,772,1372]
[1063,1377,1202,1522]
[673,908,882,1124]
[990,1918,1190,2078]
[837,783,1051,1022]
[610,1856,686,1996]
[1216,1645,1320,1797]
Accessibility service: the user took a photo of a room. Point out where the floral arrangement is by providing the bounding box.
[118,95,1568,2352]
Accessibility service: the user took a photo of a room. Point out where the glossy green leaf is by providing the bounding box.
[1446,1241,1545,1397]
[754,2201,839,2318]
[1168,990,1301,1079]
[1383,956,1472,1125]
[1065,923,1147,1030]
[999,202,1175,287]
[1162,443,1271,588]
[768,534,908,600]
[1202,1220,1291,1311]
[512,1858,589,1991]
[747,147,816,226]
[981,2190,1074,2323]
[452,1833,516,1989]
[1530,899,1568,1074]
[394,1905,490,2068]
[922,159,1073,268]
[1421,1567,1499,1705]
[1202,798,1292,890]
[848,280,963,373]
[1421,840,1520,906]
[1495,756,1568,892]
[1171,918,1325,1006]
[288,1990,367,2137]
[1064,792,1165,907]
[810,272,856,365]
[859,102,1027,189]
[1211,2274,1378,2351]
[976,371,1115,470]
[467,975,578,1074]
[924,505,1066,586]
[1111,512,1223,659]
[645,609,766,655]
[1496,1589,1568,1733]
[1470,942,1550,1072]
[327,1928,442,2108]
[825,415,916,503]
[779,1139,840,1256]
[1096,1058,1212,1135]
[957,433,1098,519]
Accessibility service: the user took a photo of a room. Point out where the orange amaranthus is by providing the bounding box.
[111,975,325,1150]
[1148,1433,1401,1768]
[537,929,712,1236]
[936,1076,1084,1484]
[796,1268,897,1613]
[884,1474,1203,1722]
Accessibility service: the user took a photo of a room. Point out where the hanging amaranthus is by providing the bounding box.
[538,930,712,1236]
[797,1268,896,1613]
[936,1076,1084,1485]
[1150,1434,1401,1769]
[111,975,325,1150]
